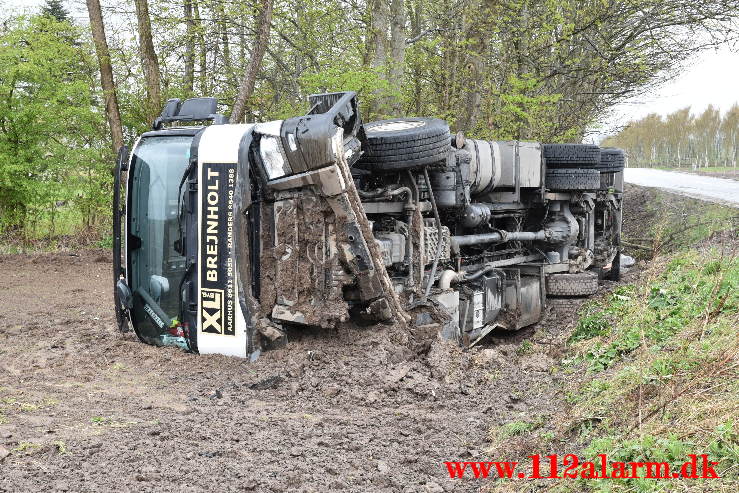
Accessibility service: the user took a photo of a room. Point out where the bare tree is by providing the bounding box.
[230,0,274,123]
[133,0,162,120]
[388,0,406,114]
[367,0,389,117]
[85,0,124,154]
[183,0,195,95]
[457,1,487,132]
[192,0,208,96]
[215,0,233,83]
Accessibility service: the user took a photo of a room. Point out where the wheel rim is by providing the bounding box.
[368,120,426,133]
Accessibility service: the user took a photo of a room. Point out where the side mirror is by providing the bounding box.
[116,145,130,172]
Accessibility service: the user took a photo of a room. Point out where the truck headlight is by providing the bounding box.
[259,135,291,180]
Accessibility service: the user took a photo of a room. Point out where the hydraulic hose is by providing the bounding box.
[437,264,496,290]
[357,185,411,200]
[438,269,461,290]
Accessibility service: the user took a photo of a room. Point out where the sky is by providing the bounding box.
[602,45,739,134]
[7,0,739,136]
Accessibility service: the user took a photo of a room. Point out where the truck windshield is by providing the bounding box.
[129,135,192,347]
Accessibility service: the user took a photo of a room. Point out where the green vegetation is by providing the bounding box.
[557,249,738,490]
[0,393,58,420]
[499,420,540,439]
[12,442,41,454]
[0,15,109,249]
[516,340,534,356]
[52,440,68,454]
[569,252,737,372]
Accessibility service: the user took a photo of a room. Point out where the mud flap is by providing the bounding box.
[195,124,260,359]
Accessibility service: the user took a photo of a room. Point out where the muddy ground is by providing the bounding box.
[0,188,656,492]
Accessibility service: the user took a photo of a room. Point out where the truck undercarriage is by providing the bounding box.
[113,92,624,359]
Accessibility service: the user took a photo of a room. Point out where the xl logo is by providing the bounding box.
[200,288,224,334]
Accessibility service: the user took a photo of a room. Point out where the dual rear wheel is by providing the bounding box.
[543,144,625,191]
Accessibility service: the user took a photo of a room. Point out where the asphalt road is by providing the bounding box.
[624,168,739,208]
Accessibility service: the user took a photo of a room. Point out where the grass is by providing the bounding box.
[89,415,138,428]
[499,420,539,438]
[12,442,41,453]
[52,440,68,454]
[0,205,110,254]
[567,254,737,372]
[0,394,58,420]
[488,415,548,452]
[557,249,739,491]
[517,340,534,356]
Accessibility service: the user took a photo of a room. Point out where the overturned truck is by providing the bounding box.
[113,92,624,359]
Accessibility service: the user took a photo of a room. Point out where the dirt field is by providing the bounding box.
[0,189,654,492]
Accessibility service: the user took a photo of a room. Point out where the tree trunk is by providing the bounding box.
[193,0,208,96]
[215,0,233,83]
[230,0,273,123]
[409,1,422,115]
[388,0,406,114]
[457,0,492,133]
[239,18,247,72]
[183,0,195,94]
[368,0,389,117]
[85,0,124,155]
[133,0,162,121]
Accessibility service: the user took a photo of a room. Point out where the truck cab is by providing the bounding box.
[114,93,366,359]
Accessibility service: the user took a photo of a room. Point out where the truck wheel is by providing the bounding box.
[543,144,600,167]
[597,148,625,173]
[545,168,600,191]
[359,118,451,170]
[546,271,599,297]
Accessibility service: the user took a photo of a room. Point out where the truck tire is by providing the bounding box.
[597,148,625,173]
[543,144,600,167]
[359,118,451,170]
[545,168,600,191]
[546,271,599,297]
